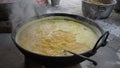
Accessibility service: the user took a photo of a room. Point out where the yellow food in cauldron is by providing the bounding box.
[16,17,99,56]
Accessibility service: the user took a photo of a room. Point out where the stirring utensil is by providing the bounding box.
[64,50,97,66]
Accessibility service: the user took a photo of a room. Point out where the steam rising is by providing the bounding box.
[10,0,36,29]
[10,0,82,30]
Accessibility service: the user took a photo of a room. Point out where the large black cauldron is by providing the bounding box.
[11,13,109,67]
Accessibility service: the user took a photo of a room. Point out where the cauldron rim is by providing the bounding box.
[11,13,105,66]
[11,13,103,57]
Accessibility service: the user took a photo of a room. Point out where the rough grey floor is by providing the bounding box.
[0,34,24,68]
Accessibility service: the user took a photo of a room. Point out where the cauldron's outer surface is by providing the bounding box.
[12,13,104,66]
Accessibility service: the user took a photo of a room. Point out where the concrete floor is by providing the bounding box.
[0,33,24,68]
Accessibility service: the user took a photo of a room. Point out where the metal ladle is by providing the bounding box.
[64,50,97,66]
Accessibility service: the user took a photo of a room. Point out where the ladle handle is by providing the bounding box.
[92,31,109,53]
[65,50,97,66]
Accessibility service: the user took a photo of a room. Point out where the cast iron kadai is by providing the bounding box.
[11,13,109,67]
